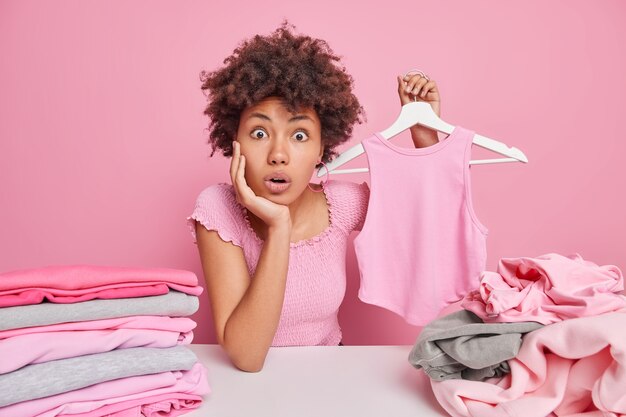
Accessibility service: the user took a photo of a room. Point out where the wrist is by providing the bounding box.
[268,215,292,233]
[410,125,439,148]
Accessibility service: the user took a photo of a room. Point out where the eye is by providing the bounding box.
[293,130,309,142]
[251,128,267,140]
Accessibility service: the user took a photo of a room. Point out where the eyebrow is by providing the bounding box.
[248,112,313,123]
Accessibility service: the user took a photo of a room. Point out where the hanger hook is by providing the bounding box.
[403,69,429,102]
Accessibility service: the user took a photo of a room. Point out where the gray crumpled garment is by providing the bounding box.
[408,309,543,381]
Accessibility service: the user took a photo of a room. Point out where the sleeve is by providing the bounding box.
[186,184,243,247]
[354,181,370,232]
[330,180,371,233]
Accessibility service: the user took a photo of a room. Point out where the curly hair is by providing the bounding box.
[199,19,366,166]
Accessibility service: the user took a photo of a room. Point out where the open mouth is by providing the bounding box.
[264,177,291,193]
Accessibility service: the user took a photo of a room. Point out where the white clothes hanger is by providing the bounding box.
[316,72,528,177]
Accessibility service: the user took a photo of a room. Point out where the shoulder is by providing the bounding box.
[326,179,369,196]
[187,183,243,246]
[194,183,238,208]
[326,179,370,205]
[325,180,370,233]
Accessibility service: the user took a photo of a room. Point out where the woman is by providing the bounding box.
[187,20,441,372]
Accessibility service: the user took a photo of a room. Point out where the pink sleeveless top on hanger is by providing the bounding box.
[353,125,489,326]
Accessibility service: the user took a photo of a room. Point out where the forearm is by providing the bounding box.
[223,223,291,372]
[410,124,439,148]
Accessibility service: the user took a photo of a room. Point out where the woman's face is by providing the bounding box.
[236,96,324,205]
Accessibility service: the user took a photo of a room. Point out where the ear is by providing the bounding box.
[318,144,325,162]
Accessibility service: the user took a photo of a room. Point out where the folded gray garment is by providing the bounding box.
[0,345,198,407]
[408,309,543,381]
[0,291,199,331]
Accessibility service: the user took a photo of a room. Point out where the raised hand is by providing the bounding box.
[396,71,441,147]
[397,72,441,118]
[230,140,291,229]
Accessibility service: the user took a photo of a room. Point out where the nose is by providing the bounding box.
[267,138,289,165]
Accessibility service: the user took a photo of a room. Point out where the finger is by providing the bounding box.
[419,80,438,99]
[404,74,421,93]
[403,71,424,82]
[233,143,248,202]
[236,149,245,189]
[420,80,434,98]
[229,141,239,184]
[397,75,409,95]
[231,142,245,205]
[236,153,253,204]
[411,77,430,97]
[397,76,411,105]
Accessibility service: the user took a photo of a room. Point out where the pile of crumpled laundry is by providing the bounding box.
[408,252,626,417]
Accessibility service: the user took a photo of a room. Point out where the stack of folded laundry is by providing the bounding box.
[408,252,626,417]
[0,265,210,417]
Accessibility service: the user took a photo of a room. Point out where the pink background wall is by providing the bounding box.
[1,1,625,345]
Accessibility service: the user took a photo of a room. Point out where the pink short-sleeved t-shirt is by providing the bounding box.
[187,179,369,346]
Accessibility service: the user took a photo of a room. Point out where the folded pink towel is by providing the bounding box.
[0,315,195,340]
[0,327,195,374]
[61,393,204,417]
[0,265,203,307]
[431,310,626,417]
[462,253,625,324]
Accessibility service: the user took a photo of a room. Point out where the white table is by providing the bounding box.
[186,344,450,417]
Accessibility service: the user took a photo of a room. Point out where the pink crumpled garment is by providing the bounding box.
[430,310,626,417]
[461,253,625,324]
[0,264,204,308]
